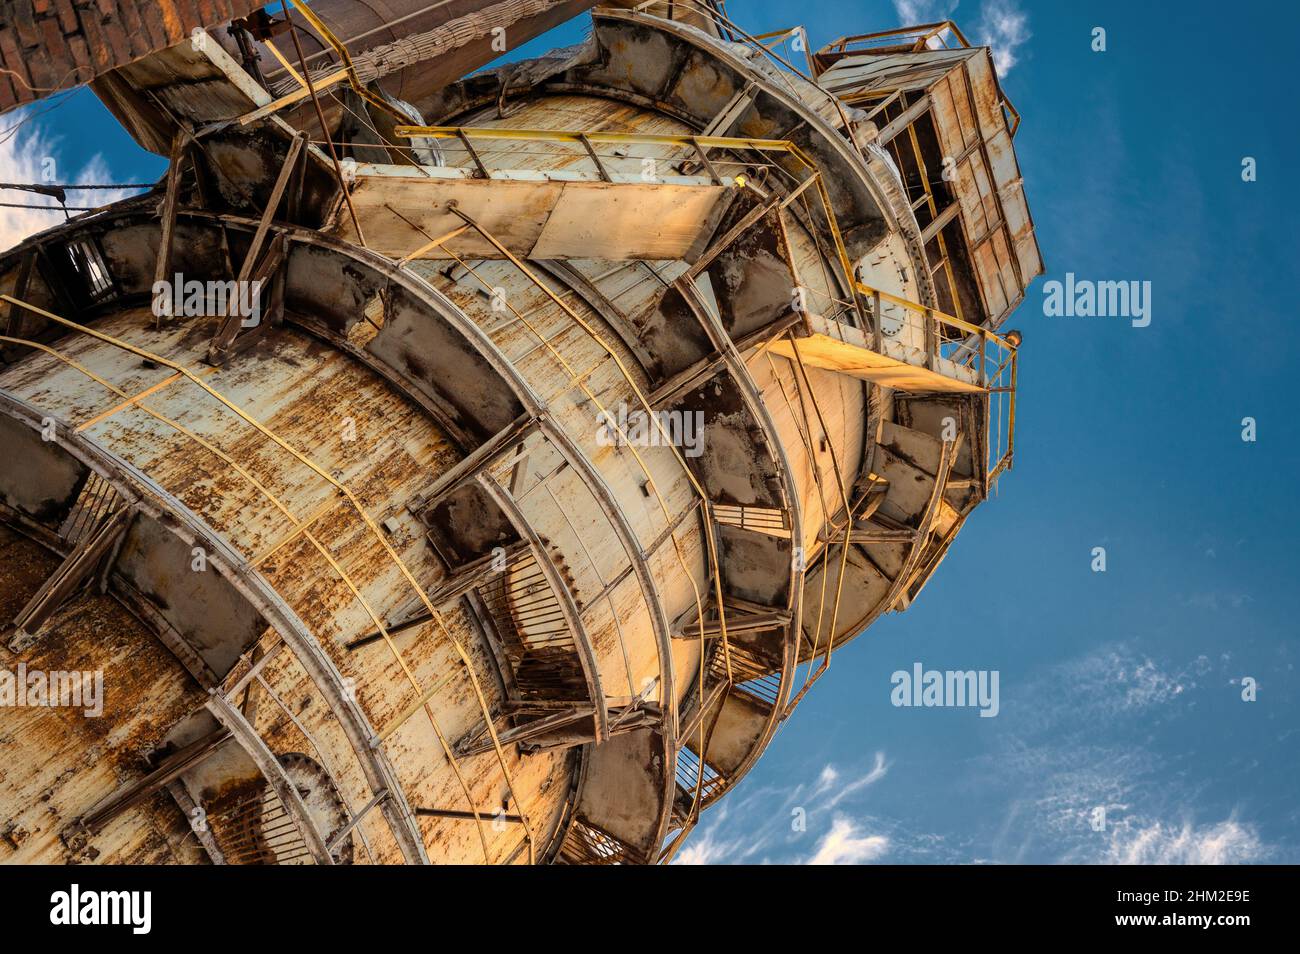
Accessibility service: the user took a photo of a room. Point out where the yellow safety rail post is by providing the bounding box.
[391,125,868,330]
[285,0,411,125]
[854,280,1018,480]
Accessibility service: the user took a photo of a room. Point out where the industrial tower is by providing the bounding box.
[0,2,1040,863]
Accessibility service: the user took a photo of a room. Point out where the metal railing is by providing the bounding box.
[393,125,862,321]
[815,21,1021,136]
[425,208,744,833]
[208,780,315,865]
[475,547,592,707]
[393,123,1018,763]
[231,0,1018,853]
[856,280,1017,481]
[390,124,785,186]
[634,0,863,133]
[820,20,974,55]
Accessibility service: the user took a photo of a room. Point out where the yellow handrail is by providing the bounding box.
[285,0,410,125]
[391,125,861,322]
[393,125,800,152]
[855,280,1019,349]
[851,281,1018,480]
[435,218,736,829]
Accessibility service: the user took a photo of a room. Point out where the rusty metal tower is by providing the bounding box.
[0,3,1040,864]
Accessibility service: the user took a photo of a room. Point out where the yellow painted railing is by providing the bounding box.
[856,281,1017,481]
[815,20,1021,135]
[1,294,540,865]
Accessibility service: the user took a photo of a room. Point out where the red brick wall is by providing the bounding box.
[0,0,265,113]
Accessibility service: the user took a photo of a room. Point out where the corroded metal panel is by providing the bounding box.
[338,172,729,261]
[817,42,1043,328]
[0,526,208,864]
[575,727,665,856]
[687,690,769,777]
[0,413,86,523]
[115,513,267,678]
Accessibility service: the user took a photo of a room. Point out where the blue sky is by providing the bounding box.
[2,0,1296,865]
[674,0,1300,865]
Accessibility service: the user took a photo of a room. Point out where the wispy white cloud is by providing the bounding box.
[990,744,1276,866]
[1113,655,1186,710]
[893,0,961,27]
[1185,591,1253,612]
[673,753,896,864]
[825,751,889,808]
[1008,645,1207,735]
[674,825,746,866]
[672,790,780,864]
[893,1,962,49]
[1100,818,1266,865]
[680,638,1286,865]
[976,0,1031,75]
[0,107,139,252]
[809,763,840,800]
[981,643,1281,864]
[806,816,890,865]
[891,0,1028,70]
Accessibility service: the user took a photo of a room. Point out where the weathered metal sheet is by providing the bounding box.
[984,126,1043,283]
[115,513,268,678]
[0,526,209,864]
[338,171,728,261]
[825,42,1043,329]
[799,542,891,654]
[768,331,984,394]
[818,49,975,99]
[0,413,86,523]
[686,690,770,776]
[575,728,665,855]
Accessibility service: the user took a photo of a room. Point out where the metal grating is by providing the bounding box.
[674,744,724,805]
[709,643,782,707]
[557,817,641,865]
[58,471,123,546]
[64,237,116,304]
[712,503,790,537]
[476,549,588,705]
[208,782,314,866]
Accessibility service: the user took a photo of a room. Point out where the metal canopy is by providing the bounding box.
[769,315,982,395]
[335,166,732,261]
[769,328,985,394]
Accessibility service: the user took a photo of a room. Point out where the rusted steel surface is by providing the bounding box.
[0,0,266,114]
[0,307,576,863]
[0,4,1035,864]
[224,0,598,112]
[817,45,1043,328]
[0,525,208,864]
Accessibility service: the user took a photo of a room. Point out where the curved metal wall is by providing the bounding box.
[0,6,997,865]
